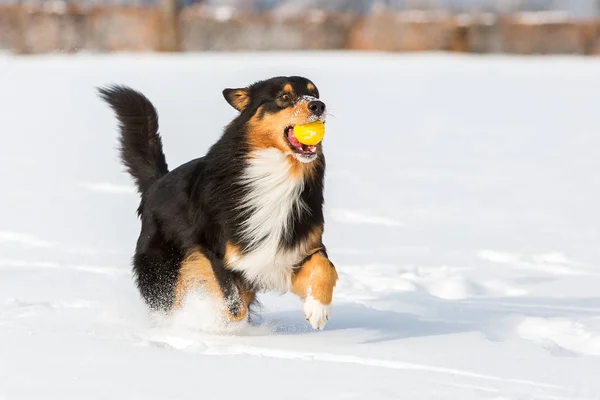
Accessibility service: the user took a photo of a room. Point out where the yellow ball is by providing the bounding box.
[293,121,325,145]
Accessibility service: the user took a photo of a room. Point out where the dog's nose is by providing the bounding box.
[308,100,326,117]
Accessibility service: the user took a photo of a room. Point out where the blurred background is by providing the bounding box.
[2,0,600,54]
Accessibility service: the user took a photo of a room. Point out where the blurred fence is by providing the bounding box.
[2,1,600,54]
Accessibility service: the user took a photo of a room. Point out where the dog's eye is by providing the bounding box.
[276,93,293,108]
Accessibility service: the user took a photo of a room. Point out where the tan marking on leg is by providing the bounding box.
[292,251,338,305]
[239,287,255,306]
[226,279,255,322]
[237,280,256,310]
[226,293,249,322]
[172,249,221,311]
[172,248,251,323]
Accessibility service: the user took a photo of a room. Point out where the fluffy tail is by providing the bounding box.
[97,85,169,194]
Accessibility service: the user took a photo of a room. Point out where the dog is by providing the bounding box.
[98,76,337,330]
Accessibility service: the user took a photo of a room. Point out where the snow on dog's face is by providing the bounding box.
[223,77,326,165]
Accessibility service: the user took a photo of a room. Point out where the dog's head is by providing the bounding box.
[223,76,326,164]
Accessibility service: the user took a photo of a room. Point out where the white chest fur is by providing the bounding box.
[228,149,306,292]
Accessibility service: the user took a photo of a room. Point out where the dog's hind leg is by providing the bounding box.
[133,218,183,311]
[173,248,254,323]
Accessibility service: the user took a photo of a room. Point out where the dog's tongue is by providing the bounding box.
[287,127,317,153]
[287,127,303,149]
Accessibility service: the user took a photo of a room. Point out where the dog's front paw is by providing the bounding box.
[303,295,331,330]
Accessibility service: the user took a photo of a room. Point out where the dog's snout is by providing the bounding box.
[308,100,326,117]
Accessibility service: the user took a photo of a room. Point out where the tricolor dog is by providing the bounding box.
[98,76,337,330]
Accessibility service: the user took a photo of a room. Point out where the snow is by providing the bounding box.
[0,52,599,399]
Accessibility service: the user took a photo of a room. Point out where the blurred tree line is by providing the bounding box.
[2,0,600,19]
[157,0,600,19]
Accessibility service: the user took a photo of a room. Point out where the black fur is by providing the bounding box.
[97,85,169,194]
[98,77,327,316]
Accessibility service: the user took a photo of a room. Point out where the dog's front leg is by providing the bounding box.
[291,251,338,330]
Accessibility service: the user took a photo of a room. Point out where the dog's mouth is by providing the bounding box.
[284,126,318,159]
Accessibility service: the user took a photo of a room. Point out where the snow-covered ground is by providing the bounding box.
[0,52,599,399]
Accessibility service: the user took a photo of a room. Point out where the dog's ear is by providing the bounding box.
[223,88,250,112]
